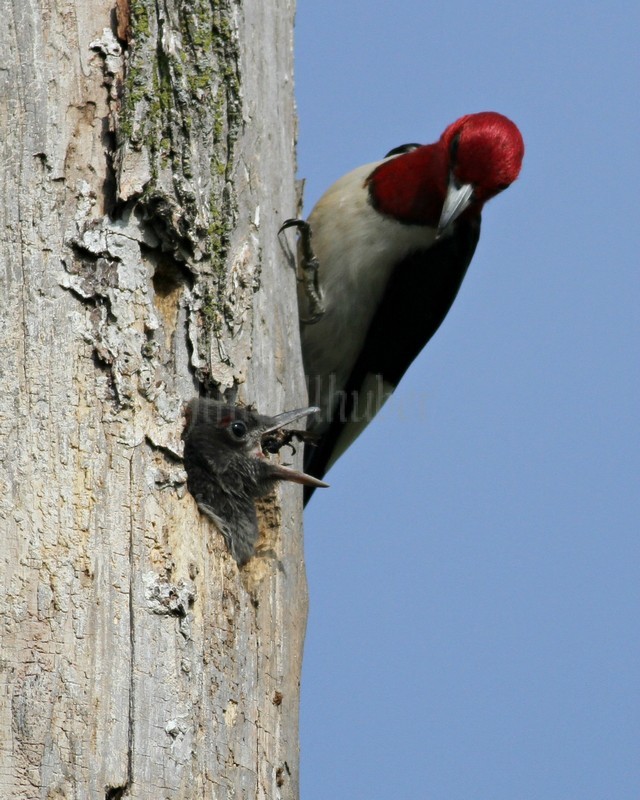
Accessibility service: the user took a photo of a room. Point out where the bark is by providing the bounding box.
[0,0,305,797]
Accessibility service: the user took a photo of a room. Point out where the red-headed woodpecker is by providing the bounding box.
[281,112,524,501]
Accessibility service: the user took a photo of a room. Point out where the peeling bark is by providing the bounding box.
[0,0,305,797]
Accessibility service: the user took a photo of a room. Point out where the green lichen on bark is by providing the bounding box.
[117,0,242,268]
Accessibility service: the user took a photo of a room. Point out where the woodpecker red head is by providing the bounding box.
[280,111,524,501]
[183,399,328,565]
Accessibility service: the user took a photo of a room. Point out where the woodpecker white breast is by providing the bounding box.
[300,159,441,426]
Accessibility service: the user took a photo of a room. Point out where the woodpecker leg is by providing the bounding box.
[279,218,325,323]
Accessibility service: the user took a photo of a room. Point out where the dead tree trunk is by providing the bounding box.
[0,0,305,797]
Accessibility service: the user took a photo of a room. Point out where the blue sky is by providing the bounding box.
[293,2,639,798]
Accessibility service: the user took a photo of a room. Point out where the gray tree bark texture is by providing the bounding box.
[0,0,307,797]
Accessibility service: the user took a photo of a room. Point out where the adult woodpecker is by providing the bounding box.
[280,111,524,500]
[183,399,328,565]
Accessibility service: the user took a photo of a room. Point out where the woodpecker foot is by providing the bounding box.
[279,218,325,324]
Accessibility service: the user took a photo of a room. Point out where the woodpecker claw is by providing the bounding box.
[279,218,326,323]
[278,218,305,235]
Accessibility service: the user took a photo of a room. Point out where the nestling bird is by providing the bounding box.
[183,399,328,565]
[281,111,524,500]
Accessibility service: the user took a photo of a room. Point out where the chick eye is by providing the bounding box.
[229,420,247,439]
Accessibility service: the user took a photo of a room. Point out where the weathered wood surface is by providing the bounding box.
[0,0,306,796]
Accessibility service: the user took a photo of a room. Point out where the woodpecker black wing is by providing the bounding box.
[383,143,423,158]
[303,216,481,502]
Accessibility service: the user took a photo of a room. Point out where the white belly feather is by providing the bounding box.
[299,160,437,432]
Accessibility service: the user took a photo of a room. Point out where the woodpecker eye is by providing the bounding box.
[449,133,460,163]
[229,420,248,439]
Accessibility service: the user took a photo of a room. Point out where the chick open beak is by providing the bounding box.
[261,406,320,435]
[267,462,329,488]
[260,406,329,489]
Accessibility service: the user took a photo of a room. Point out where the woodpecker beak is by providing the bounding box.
[437,175,475,237]
[261,406,329,489]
